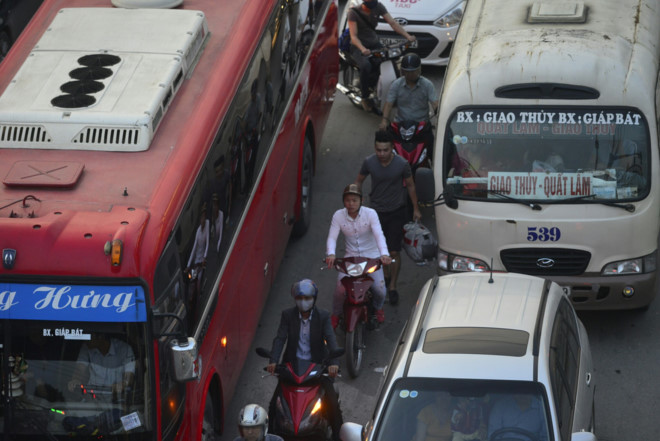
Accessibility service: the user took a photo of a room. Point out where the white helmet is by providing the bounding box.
[238,404,268,438]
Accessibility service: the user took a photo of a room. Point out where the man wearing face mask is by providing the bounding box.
[266,279,343,441]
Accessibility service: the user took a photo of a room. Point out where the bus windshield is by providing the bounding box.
[0,282,152,439]
[0,320,152,439]
[443,107,650,202]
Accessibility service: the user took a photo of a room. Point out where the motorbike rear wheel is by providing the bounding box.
[345,321,365,378]
[342,66,363,109]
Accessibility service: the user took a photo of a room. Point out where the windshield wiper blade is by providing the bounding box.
[561,194,635,212]
[462,188,542,210]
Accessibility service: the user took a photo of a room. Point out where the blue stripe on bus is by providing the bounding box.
[0,283,147,322]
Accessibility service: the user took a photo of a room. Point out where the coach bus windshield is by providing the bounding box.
[0,283,152,440]
[443,107,651,202]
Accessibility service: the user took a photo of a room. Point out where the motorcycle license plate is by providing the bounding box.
[379,37,406,46]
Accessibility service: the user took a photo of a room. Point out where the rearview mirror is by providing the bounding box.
[415,167,436,203]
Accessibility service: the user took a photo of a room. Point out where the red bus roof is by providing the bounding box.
[0,0,275,279]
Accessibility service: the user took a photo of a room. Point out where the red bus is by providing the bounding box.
[0,0,338,439]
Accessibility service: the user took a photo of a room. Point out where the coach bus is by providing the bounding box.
[418,0,660,310]
[0,0,338,439]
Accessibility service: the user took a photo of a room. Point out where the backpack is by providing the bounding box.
[402,221,437,264]
[338,27,351,53]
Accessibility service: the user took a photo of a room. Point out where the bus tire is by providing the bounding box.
[201,390,222,441]
[292,138,313,238]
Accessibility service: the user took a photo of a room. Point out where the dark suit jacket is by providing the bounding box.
[270,306,339,366]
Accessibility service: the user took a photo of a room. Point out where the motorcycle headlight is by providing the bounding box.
[298,399,324,432]
[434,2,466,28]
[346,261,367,277]
[601,253,656,275]
[438,249,489,272]
[402,125,416,140]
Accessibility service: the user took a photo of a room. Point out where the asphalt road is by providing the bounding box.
[220,64,660,441]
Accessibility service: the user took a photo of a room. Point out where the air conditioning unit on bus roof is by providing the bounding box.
[0,8,208,152]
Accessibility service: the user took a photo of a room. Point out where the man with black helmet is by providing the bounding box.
[266,279,343,441]
[234,404,283,441]
[379,52,439,148]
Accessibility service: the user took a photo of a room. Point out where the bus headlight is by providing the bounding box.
[438,249,489,272]
[601,253,656,275]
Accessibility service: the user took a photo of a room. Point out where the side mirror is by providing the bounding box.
[415,168,436,203]
[571,432,597,441]
[340,422,363,441]
[170,337,199,382]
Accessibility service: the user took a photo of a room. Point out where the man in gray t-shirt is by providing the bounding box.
[355,130,421,305]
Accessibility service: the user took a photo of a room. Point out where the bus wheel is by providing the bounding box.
[201,390,221,441]
[292,138,313,238]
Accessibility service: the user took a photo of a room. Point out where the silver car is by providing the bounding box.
[341,273,597,441]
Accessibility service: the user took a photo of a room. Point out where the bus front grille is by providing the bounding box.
[500,248,591,276]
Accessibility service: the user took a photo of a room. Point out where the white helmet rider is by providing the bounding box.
[237,404,268,441]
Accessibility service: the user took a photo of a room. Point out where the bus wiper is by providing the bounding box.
[561,194,635,212]
[462,188,542,210]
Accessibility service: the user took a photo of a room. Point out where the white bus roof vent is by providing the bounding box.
[0,8,208,152]
[528,2,587,24]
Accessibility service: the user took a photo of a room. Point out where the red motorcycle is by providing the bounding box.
[332,256,384,378]
[389,119,433,174]
[256,347,343,441]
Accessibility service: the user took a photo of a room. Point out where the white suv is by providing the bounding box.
[346,0,465,66]
[341,273,597,441]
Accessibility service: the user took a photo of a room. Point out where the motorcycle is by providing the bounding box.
[331,256,384,378]
[256,347,344,441]
[336,40,416,113]
[389,119,433,175]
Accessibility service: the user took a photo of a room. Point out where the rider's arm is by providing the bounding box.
[354,172,367,190]
[326,210,342,260]
[380,101,394,129]
[383,13,415,41]
[269,310,290,367]
[405,175,422,221]
[348,18,369,54]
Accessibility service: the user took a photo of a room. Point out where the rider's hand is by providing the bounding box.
[67,379,80,392]
[266,363,277,375]
[361,47,371,56]
[381,255,392,265]
[407,35,417,43]
[378,118,388,130]
[328,365,339,378]
[325,254,336,268]
[413,207,422,222]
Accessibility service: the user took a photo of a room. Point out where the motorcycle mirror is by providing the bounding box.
[255,347,271,359]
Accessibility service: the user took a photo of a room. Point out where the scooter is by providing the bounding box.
[389,119,433,175]
[336,40,415,113]
[256,347,344,441]
[332,256,384,378]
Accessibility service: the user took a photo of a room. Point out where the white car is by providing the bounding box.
[341,273,597,441]
[346,0,465,66]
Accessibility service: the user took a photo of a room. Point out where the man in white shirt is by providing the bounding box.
[325,184,392,328]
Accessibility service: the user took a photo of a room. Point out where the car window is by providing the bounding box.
[373,378,551,441]
[548,298,580,440]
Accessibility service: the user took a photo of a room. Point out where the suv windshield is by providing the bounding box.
[443,107,650,202]
[373,378,551,441]
[0,283,153,440]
